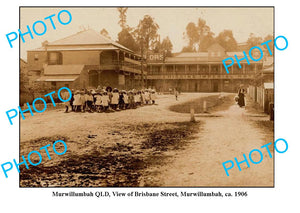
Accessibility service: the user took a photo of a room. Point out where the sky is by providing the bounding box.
[20,7,273,60]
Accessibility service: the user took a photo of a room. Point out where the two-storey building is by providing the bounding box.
[147,43,264,93]
[27,29,144,90]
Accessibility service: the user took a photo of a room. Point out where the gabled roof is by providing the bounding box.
[20,58,27,64]
[45,29,133,53]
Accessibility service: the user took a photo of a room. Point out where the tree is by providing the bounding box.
[100,28,111,39]
[246,33,263,49]
[116,7,139,52]
[160,36,173,56]
[134,15,160,52]
[117,28,139,52]
[183,22,199,52]
[152,36,173,56]
[182,18,215,52]
[134,15,160,88]
[181,45,194,52]
[199,30,215,51]
[117,7,128,29]
[262,34,274,55]
[152,39,161,53]
[215,30,238,51]
[197,19,216,51]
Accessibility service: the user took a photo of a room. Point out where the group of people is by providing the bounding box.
[65,86,157,113]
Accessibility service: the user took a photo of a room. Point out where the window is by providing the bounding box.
[34,54,39,61]
[48,52,62,65]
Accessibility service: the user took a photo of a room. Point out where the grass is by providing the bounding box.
[169,94,235,114]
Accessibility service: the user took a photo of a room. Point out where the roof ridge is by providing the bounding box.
[46,29,133,53]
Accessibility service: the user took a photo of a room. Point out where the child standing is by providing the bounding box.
[119,91,125,110]
[150,90,157,104]
[128,91,134,109]
[144,89,150,104]
[111,88,120,110]
[101,90,110,112]
[135,91,142,106]
[80,90,86,112]
[123,91,129,109]
[86,91,94,112]
[61,89,71,113]
[94,91,102,112]
[73,90,81,112]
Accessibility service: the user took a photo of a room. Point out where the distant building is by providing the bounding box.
[147,43,264,92]
[248,56,274,113]
[20,59,29,88]
[26,29,144,90]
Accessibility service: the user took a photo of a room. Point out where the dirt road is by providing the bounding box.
[152,104,274,186]
[20,93,273,187]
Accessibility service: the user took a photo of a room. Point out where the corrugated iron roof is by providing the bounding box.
[36,75,79,82]
[48,29,133,52]
[44,64,85,75]
[29,46,119,52]
[226,52,245,57]
[175,52,209,58]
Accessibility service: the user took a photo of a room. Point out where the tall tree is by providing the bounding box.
[215,30,238,51]
[117,7,128,29]
[182,18,215,52]
[117,28,139,52]
[134,15,160,88]
[246,33,263,49]
[153,36,173,56]
[181,45,194,52]
[183,22,199,52]
[199,30,215,51]
[160,36,173,56]
[134,15,160,52]
[100,28,111,39]
[197,19,215,51]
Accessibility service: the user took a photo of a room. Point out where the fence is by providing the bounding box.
[248,85,274,114]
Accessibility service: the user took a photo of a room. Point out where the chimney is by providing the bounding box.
[42,40,49,47]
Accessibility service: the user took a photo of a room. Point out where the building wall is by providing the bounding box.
[147,78,252,93]
[147,62,259,92]
[27,49,142,90]
[63,51,100,65]
[27,51,47,71]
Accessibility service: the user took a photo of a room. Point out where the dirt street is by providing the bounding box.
[20,93,273,187]
[152,104,274,186]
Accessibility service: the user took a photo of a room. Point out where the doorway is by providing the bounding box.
[213,81,219,92]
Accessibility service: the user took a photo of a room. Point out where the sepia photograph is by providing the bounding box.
[19,7,274,187]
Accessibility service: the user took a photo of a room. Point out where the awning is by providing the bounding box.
[44,64,85,75]
[36,75,79,82]
[264,82,274,89]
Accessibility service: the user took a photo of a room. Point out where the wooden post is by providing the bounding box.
[190,107,195,122]
[203,100,207,113]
